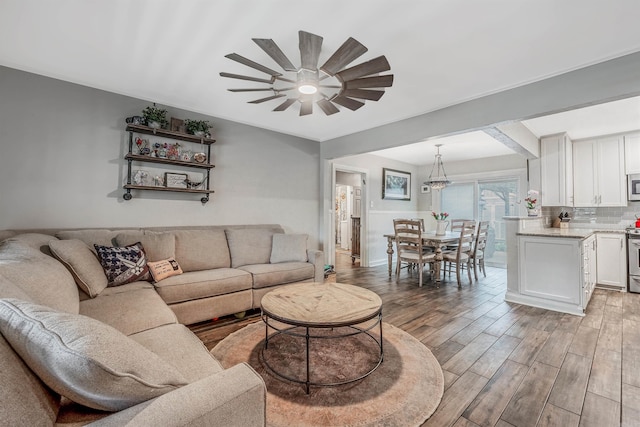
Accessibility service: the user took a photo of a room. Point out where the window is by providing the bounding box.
[441,177,518,268]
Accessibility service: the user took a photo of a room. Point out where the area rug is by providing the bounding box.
[211,321,444,427]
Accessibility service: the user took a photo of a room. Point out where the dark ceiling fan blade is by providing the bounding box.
[248,94,286,104]
[320,37,368,76]
[299,31,323,70]
[336,56,391,82]
[225,53,282,77]
[317,99,340,115]
[220,72,274,84]
[253,38,297,72]
[341,88,385,101]
[273,98,297,112]
[332,96,365,111]
[299,100,313,116]
[344,74,394,89]
[228,88,274,92]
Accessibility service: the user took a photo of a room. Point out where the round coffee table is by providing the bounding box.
[260,282,383,394]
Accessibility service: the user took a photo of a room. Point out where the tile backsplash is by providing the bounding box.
[541,204,640,227]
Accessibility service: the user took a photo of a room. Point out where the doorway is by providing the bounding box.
[335,171,362,270]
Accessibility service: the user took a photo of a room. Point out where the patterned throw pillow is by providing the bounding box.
[94,242,150,287]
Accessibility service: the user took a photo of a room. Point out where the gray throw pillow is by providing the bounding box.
[49,239,108,297]
[0,298,188,412]
[270,234,308,263]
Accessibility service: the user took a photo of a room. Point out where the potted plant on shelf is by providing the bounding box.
[142,104,168,129]
[184,119,212,138]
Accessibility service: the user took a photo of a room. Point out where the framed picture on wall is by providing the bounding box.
[421,184,431,194]
[382,168,411,200]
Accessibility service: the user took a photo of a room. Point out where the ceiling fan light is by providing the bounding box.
[298,84,318,94]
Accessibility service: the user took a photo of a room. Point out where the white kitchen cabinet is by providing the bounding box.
[540,133,573,206]
[573,136,626,207]
[514,235,591,316]
[625,132,640,174]
[583,235,596,306]
[596,233,626,290]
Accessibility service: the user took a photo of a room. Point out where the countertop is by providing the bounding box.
[517,227,626,239]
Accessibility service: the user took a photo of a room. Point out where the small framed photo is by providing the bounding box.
[382,168,411,200]
[170,117,184,132]
[421,184,431,194]
[164,172,188,189]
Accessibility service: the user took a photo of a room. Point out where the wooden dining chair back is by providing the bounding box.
[471,221,490,280]
[393,219,435,287]
[443,220,476,286]
[451,219,473,232]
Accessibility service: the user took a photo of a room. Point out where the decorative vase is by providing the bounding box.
[436,220,449,236]
[147,121,161,129]
[527,208,538,217]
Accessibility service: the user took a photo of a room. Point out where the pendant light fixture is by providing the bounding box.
[425,144,451,190]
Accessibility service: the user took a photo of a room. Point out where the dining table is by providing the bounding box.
[383,230,461,283]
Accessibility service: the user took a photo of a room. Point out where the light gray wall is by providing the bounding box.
[0,66,321,247]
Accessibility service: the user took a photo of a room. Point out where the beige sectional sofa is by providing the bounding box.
[0,224,324,426]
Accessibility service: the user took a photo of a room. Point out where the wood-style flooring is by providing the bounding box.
[192,251,640,427]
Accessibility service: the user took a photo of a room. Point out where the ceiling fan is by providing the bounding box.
[220,30,394,116]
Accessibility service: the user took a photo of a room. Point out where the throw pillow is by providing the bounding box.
[147,258,183,282]
[49,239,108,297]
[225,228,281,267]
[270,234,308,263]
[0,298,188,412]
[115,232,175,263]
[94,242,150,287]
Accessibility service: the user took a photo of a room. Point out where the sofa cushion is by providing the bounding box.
[56,229,134,252]
[153,269,253,305]
[5,232,56,255]
[80,285,177,336]
[129,324,224,383]
[238,262,315,289]
[147,258,183,282]
[0,238,79,314]
[94,242,150,287]
[270,234,308,263]
[116,231,175,263]
[0,332,60,426]
[172,229,231,272]
[0,298,188,412]
[225,228,282,268]
[49,239,108,297]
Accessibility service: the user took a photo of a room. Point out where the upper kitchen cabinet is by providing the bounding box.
[573,135,626,207]
[625,132,640,174]
[540,133,573,206]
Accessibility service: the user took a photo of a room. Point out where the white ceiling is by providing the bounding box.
[371,95,640,165]
[1,1,640,144]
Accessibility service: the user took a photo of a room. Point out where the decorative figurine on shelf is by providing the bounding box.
[135,137,150,155]
[153,175,163,187]
[133,170,149,186]
[167,142,180,160]
[181,150,193,162]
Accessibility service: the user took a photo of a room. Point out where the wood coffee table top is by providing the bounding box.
[261,282,382,327]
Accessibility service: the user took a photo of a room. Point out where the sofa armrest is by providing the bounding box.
[89,363,266,427]
[307,249,324,283]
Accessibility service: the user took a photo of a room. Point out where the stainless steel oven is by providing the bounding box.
[627,228,640,292]
[628,174,640,201]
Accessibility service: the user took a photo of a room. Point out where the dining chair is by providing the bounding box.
[442,220,476,286]
[393,219,436,287]
[471,221,490,280]
[445,219,473,250]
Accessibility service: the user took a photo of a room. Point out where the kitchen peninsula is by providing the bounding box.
[504,217,626,316]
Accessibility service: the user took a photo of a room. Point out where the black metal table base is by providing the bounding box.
[260,312,384,394]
